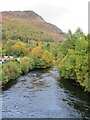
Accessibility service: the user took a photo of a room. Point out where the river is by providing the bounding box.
[2,67,90,118]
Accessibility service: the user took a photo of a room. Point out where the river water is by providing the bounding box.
[2,67,90,118]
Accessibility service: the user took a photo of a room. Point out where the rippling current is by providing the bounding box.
[2,67,90,118]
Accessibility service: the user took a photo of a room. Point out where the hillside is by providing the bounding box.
[1,11,66,42]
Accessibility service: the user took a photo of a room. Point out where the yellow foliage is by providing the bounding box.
[41,51,54,64]
[23,48,30,55]
[31,46,43,58]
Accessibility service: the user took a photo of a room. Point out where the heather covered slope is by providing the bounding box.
[1,11,66,42]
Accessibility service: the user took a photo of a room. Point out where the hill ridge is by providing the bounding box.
[1,10,66,42]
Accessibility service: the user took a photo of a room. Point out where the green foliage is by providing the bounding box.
[58,49,76,80]
[3,40,30,56]
[3,40,17,56]
[2,58,34,85]
[2,24,57,42]
[19,57,34,74]
[2,70,8,84]
[20,61,30,74]
[2,49,7,56]
[31,46,54,68]
[2,61,21,85]
[58,28,89,92]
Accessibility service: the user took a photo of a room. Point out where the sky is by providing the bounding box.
[0,0,89,34]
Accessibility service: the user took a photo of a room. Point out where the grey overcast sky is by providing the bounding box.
[0,0,89,34]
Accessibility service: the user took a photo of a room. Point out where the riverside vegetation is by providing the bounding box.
[0,27,89,92]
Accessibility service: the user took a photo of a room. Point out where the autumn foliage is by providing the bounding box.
[31,46,54,68]
[57,28,89,92]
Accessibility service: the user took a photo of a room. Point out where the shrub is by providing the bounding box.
[2,61,21,84]
[41,51,54,68]
[11,41,27,56]
[2,70,8,85]
[2,57,34,85]
[57,28,89,92]
[31,46,54,68]
[19,57,34,74]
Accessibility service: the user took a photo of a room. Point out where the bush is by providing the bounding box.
[2,57,34,85]
[4,40,30,57]
[57,28,89,92]
[2,61,21,85]
[19,57,34,74]
[31,46,54,68]
[41,51,54,68]
[2,70,8,84]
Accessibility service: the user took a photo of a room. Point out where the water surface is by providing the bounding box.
[2,67,90,118]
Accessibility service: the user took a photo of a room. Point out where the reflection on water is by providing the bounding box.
[2,67,90,118]
[58,78,90,118]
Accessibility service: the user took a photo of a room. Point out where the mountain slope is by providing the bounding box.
[1,11,66,42]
